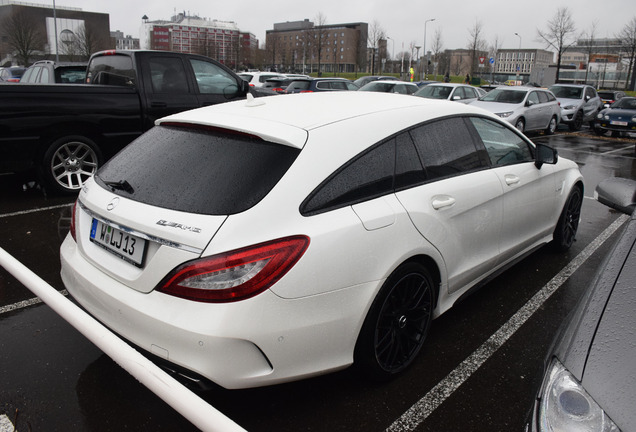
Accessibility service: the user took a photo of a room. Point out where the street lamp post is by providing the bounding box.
[514,32,522,82]
[423,18,436,80]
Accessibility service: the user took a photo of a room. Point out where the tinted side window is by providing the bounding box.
[395,132,426,190]
[469,117,533,166]
[528,91,540,104]
[301,139,395,216]
[537,91,549,103]
[409,117,487,181]
[149,57,189,93]
[87,54,135,85]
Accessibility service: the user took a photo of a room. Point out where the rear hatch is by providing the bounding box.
[75,124,301,293]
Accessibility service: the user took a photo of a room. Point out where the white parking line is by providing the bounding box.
[0,414,14,432]
[386,213,629,432]
[0,203,73,219]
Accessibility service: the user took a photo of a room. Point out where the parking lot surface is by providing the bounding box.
[1,128,635,431]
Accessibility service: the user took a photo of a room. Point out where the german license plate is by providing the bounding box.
[610,120,628,126]
[90,218,146,267]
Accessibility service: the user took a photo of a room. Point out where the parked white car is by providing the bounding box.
[61,92,583,389]
[470,86,561,134]
[549,84,602,131]
[238,71,286,87]
[414,83,486,104]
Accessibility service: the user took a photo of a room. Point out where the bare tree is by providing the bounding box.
[311,12,328,75]
[1,10,45,65]
[580,21,598,83]
[430,28,444,79]
[466,19,487,78]
[367,20,385,75]
[617,16,636,91]
[537,7,577,83]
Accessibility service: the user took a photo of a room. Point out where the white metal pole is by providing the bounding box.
[0,247,246,432]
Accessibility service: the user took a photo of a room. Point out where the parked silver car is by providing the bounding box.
[549,84,601,131]
[414,83,486,104]
[470,86,561,134]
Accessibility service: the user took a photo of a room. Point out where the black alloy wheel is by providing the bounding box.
[569,111,584,131]
[355,262,435,380]
[552,186,583,252]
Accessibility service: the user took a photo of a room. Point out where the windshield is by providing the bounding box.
[549,86,582,99]
[478,88,526,104]
[614,98,636,109]
[415,85,452,99]
[95,125,300,215]
[360,82,394,92]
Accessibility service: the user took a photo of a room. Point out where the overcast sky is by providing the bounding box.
[57,0,633,55]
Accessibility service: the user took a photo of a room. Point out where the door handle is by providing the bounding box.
[504,174,521,186]
[431,195,456,210]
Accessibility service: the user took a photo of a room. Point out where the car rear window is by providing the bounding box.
[95,125,300,215]
[287,81,310,91]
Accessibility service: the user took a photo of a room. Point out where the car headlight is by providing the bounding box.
[597,113,604,119]
[563,105,577,110]
[538,359,621,432]
[632,115,636,122]
[497,111,514,118]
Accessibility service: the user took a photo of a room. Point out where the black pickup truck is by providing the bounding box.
[0,50,271,194]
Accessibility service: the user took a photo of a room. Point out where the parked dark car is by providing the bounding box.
[598,90,626,108]
[0,66,26,82]
[285,77,354,93]
[525,177,636,432]
[20,60,87,84]
[593,96,636,137]
[0,50,271,194]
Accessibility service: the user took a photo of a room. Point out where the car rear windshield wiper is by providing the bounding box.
[103,179,135,194]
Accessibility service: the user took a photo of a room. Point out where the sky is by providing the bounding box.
[55,0,634,56]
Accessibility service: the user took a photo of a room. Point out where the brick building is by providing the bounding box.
[265,19,368,74]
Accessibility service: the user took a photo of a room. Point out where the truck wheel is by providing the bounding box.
[354,262,435,381]
[41,136,101,194]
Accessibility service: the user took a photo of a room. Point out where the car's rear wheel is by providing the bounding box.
[515,118,525,133]
[41,136,101,194]
[569,111,583,131]
[552,186,583,252]
[545,116,558,135]
[355,262,435,380]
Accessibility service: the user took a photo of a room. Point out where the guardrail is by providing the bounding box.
[0,247,246,432]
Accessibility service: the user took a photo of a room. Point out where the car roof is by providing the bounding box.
[157,92,491,149]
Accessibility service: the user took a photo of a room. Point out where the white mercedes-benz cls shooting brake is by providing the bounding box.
[60,92,583,389]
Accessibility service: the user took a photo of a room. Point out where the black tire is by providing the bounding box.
[355,262,436,380]
[568,111,583,131]
[552,186,583,252]
[41,136,101,194]
[544,116,557,135]
[515,118,525,133]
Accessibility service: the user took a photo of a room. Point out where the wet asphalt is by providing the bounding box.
[1,127,635,431]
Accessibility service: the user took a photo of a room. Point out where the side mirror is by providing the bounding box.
[535,143,558,169]
[595,177,636,215]
[526,100,535,107]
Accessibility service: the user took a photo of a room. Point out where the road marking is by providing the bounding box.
[386,213,629,432]
[0,414,14,432]
[0,203,73,219]
[0,290,68,316]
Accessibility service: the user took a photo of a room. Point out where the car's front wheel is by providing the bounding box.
[569,111,584,131]
[552,186,583,252]
[41,136,101,194]
[355,262,436,380]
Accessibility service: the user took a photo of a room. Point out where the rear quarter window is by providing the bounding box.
[87,54,136,86]
[95,125,300,215]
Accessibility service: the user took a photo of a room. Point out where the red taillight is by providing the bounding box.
[8,78,20,82]
[70,200,78,242]
[273,87,284,92]
[300,90,313,93]
[157,236,310,303]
